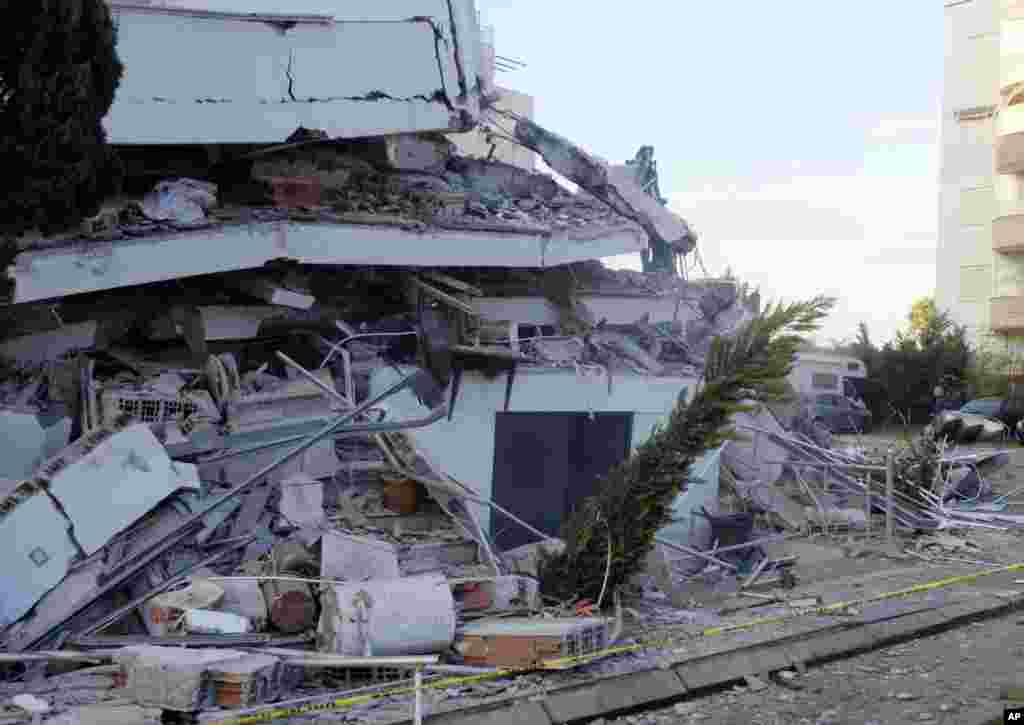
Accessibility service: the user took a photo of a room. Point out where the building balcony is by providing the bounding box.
[991,295,1024,332]
[997,105,1024,174]
[1002,55,1024,92]
[993,210,1024,253]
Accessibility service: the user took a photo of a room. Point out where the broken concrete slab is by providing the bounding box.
[229,278,315,311]
[501,539,565,579]
[542,669,686,723]
[278,475,324,530]
[513,117,696,256]
[0,322,98,366]
[217,579,269,629]
[722,403,789,486]
[0,492,80,629]
[375,134,454,174]
[42,424,195,555]
[0,411,61,481]
[114,645,249,712]
[318,574,456,656]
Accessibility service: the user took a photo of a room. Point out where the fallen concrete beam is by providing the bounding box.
[8,221,646,304]
[513,117,696,257]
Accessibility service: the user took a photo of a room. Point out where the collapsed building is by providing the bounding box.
[0,1,767,720]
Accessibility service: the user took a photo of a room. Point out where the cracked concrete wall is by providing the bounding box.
[450,87,537,170]
[104,0,484,143]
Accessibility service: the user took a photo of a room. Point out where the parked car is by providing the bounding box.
[933,397,1024,444]
[811,394,872,434]
[958,397,1024,429]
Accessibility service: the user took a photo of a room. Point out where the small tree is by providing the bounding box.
[0,0,124,239]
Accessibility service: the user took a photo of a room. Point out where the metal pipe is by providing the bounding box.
[276,351,352,406]
[24,522,202,651]
[117,371,428,580]
[696,533,803,555]
[319,327,418,369]
[653,536,738,571]
[34,372,435,652]
[422,664,499,675]
[885,450,895,542]
[414,666,424,725]
[400,468,555,543]
[866,476,872,537]
[71,634,312,649]
[79,536,255,637]
[756,460,887,472]
[252,649,439,667]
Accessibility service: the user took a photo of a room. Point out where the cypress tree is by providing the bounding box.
[0,0,124,238]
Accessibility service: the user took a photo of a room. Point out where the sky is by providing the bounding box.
[478,1,944,346]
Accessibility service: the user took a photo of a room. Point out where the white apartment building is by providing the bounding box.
[937,0,1024,346]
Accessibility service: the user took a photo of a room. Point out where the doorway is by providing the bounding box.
[490,412,634,550]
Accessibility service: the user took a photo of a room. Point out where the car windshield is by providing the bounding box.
[960,399,1002,417]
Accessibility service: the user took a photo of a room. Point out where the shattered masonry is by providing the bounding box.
[1,3,1015,724]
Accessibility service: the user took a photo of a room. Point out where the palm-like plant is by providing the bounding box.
[538,296,835,603]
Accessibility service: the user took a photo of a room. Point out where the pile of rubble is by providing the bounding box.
[0,101,767,722]
[644,399,1024,607]
[0,336,621,722]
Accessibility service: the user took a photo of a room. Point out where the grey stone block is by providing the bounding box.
[674,644,790,691]
[543,670,685,723]
[425,701,552,725]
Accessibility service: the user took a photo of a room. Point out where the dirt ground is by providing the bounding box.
[593,430,1024,725]
[596,609,1022,725]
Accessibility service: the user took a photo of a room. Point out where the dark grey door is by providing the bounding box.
[490,412,634,550]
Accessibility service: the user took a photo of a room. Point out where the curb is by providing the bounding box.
[406,592,1024,725]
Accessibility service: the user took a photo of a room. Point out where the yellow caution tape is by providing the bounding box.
[204,561,1024,725]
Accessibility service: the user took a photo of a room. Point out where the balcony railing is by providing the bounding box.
[991,295,1024,332]
[997,103,1024,174]
[993,209,1024,253]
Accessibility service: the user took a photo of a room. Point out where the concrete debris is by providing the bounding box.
[317,574,456,657]
[183,610,254,635]
[513,117,697,255]
[229,277,315,311]
[114,646,254,711]
[143,579,225,637]
[0,37,836,724]
[140,178,218,227]
[10,693,50,715]
[502,539,566,579]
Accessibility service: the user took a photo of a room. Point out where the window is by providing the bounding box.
[959,186,995,226]
[959,265,991,302]
[812,373,838,390]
